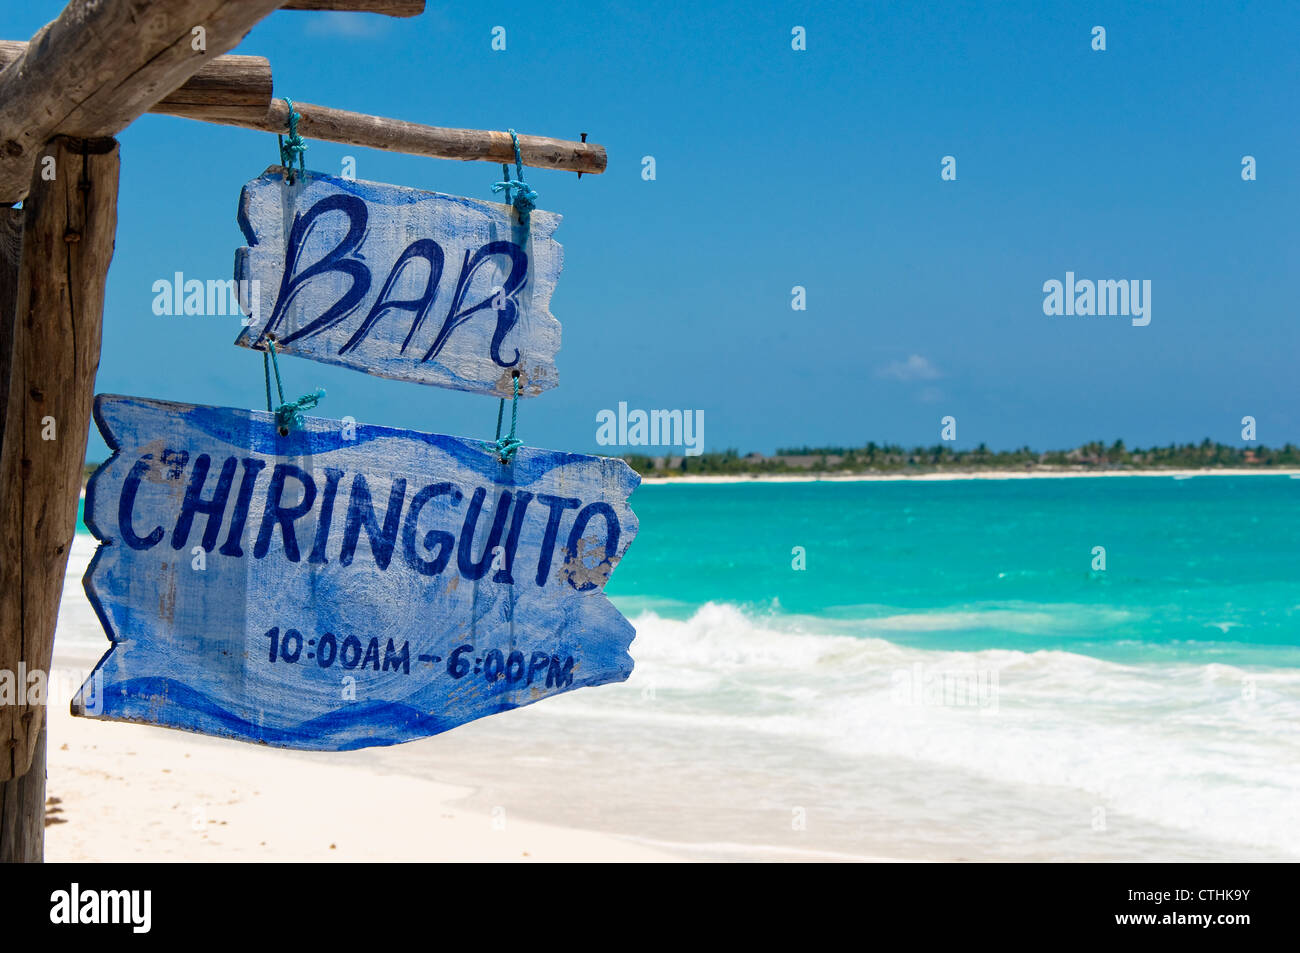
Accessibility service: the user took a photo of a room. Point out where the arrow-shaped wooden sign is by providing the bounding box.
[234,169,562,398]
[74,395,637,750]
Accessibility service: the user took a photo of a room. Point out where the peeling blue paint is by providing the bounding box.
[74,395,638,750]
[234,168,562,398]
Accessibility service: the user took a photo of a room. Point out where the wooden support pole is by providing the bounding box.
[0,43,273,125]
[222,99,608,175]
[0,0,288,204]
[282,0,425,15]
[0,207,19,449]
[0,208,36,860]
[0,205,44,862]
[0,727,44,862]
[0,139,119,808]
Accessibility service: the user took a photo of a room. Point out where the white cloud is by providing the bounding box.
[303,12,390,39]
[876,354,942,382]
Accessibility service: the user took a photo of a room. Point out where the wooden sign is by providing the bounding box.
[74,395,638,750]
[234,168,562,398]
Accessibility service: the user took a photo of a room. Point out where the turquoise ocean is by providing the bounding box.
[70,475,1300,859]
[611,475,1300,667]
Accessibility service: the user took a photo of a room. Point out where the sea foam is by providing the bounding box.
[561,602,1300,856]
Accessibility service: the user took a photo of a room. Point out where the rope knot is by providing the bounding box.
[482,372,522,463]
[492,179,538,222]
[275,388,326,436]
[263,338,324,436]
[484,434,523,464]
[279,97,307,182]
[493,129,537,225]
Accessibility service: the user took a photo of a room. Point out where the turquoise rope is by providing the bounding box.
[265,339,287,406]
[263,350,276,414]
[484,374,522,463]
[278,97,307,182]
[491,129,538,224]
[264,339,325,435]
[275,389,326,435]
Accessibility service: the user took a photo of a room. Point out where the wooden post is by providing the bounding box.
[0,138,119,865]
[0,726,44,862]
[0,204,45,863]
[0,206,20,453]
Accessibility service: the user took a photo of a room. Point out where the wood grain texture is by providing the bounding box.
[235,169,562,397]
[0,208,33,852]
[220,100,608,175]
[282,0,425,15]
[0,138,119,782]
[0,725,44,862]
[0,35,603,177]
[0,208,21,460]
[0,0,287,203]
[76,395,640,751]
[0,43,272,124]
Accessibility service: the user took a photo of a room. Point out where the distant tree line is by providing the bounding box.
[620,439,1300,476]
[84,439,1300,484]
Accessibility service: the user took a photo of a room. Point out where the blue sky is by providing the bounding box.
[5,0,1298,459]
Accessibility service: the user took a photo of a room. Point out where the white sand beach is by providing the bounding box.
[43,538,680,863]
[43,525,1297,864]
[42,700,679,862]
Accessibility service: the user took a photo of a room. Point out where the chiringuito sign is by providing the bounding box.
[74,395,638,750]
[234,168,562,398]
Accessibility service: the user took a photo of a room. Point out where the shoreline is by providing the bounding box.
[48,536,916,863]
[636,468,1300,485]
[47,540,692,864]
[41,686,688,863]
[49,499,1296,861]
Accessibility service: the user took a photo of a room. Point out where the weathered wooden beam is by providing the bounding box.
[282,0,425,15]
[0,42,272,125]
[0,137,119,786]
[0,0,288,203]
[221,99,608,175]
